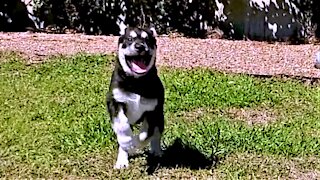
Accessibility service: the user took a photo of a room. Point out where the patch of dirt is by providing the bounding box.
[222,153,320,179]
[178,108,215,120]
[289,169,320,180]
[180,107,278,125]
[1,32,320,78]
[226,108,278,125]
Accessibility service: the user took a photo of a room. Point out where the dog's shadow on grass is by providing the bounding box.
[145,138,218,175]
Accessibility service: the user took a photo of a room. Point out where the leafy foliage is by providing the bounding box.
[1,0,319,38]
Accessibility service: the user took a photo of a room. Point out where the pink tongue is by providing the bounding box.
[131,60,147,73]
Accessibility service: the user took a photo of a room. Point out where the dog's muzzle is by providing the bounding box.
[125,54,151,74]
[134,43,147,53]
[122,43,153,74]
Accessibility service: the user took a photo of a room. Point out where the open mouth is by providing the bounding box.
[125,55,151,74]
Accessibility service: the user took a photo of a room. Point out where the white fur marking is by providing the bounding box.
[114,146,129,169]
[118,43,133,75]
[141,31,148,38]
[138,120,149,141]
[112,88,158,124]
[130,31,137,38]
[139,132,148,141]
[112,108,138,150]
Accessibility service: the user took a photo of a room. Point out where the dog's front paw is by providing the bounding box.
[114,158,129,169]
[114,147,129,169]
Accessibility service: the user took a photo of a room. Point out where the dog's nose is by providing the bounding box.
[134,43,145,52]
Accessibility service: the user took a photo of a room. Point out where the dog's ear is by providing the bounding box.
[149,27,157,37]
[147,24,157,37]
[118,35,124,45]
[149,27,158,37]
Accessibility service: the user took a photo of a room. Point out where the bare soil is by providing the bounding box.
[1,32,320,78]
[226,107,278,125]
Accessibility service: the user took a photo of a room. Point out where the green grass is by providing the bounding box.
[0,52,320,178]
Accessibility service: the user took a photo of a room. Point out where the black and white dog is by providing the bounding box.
[106,26,164,169]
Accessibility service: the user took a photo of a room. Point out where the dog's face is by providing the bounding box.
[118,27,157,77]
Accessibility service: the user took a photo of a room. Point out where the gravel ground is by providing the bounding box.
[1,32,320,78]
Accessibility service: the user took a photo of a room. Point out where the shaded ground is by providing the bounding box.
[1,32,320,78]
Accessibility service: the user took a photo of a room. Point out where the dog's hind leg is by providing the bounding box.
[137,119,163,157]
[144,109,164,157]
[150,127,163,157]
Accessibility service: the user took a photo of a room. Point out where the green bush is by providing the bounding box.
[1,0,319,39]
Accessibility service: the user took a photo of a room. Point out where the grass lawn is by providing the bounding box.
[1,52,320,179]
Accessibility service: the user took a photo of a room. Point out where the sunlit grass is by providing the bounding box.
[0,53,319,178]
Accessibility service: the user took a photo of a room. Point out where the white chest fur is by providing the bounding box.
[112,88,158,124]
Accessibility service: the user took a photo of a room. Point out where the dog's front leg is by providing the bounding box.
[112,108,139,169]
[115,145,129,169]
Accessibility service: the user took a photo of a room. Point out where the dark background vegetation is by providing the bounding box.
[0,0,319,40]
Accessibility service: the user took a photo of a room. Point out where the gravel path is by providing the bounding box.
[1,32,320,78]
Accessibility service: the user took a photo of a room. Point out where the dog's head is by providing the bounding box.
[118,27,157,77]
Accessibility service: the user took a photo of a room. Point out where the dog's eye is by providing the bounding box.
[127,37,133,41]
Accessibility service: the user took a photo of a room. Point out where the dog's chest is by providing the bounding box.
[112,88,158,124]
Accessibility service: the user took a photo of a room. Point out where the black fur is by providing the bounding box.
[106,27,164,141]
